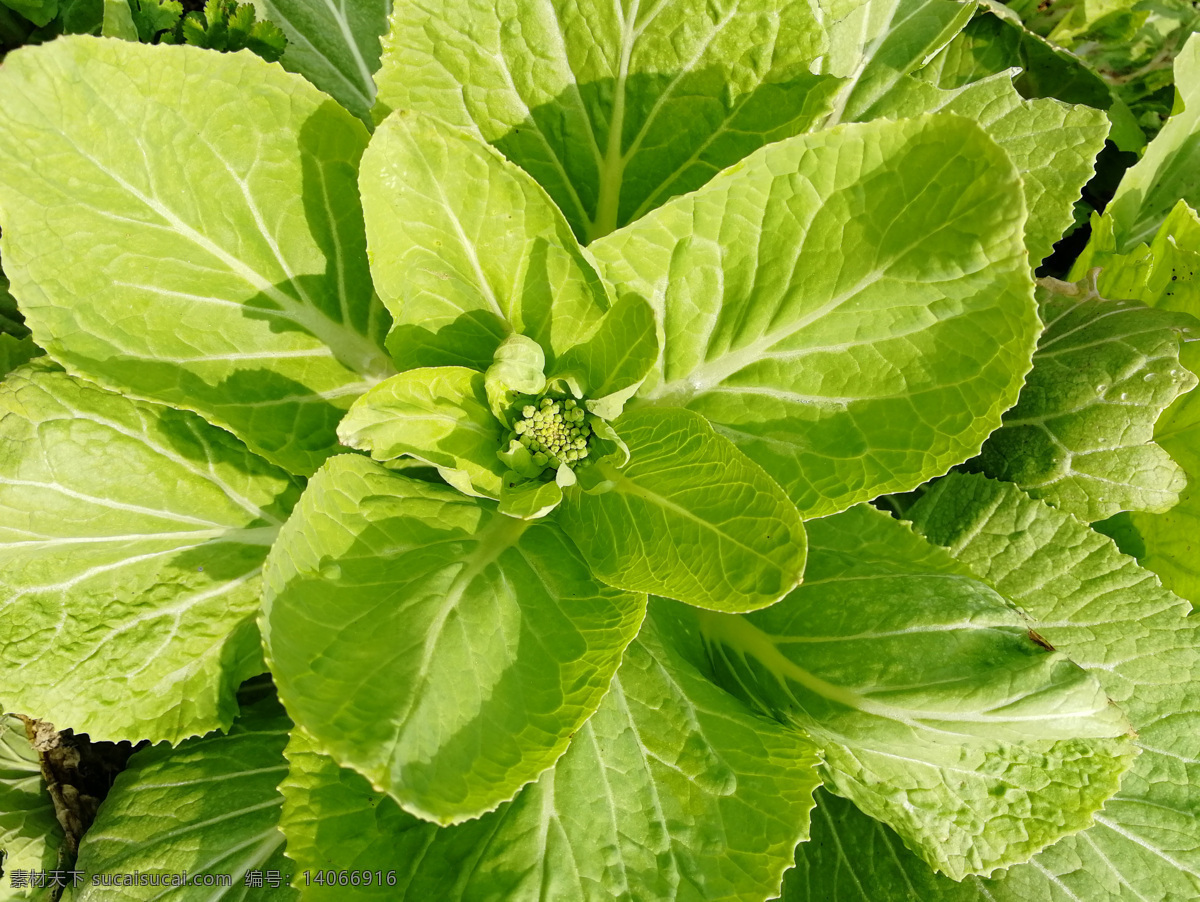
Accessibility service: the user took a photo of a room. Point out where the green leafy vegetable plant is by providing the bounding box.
[103,0,287,61]
[0,2,1198,901]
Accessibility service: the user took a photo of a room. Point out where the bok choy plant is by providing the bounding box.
[0,1,1197,900]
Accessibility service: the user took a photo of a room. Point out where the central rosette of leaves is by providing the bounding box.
[513,397,591,471]
[337,328,646,520]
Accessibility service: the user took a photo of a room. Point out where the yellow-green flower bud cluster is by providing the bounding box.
[512,397,591,468]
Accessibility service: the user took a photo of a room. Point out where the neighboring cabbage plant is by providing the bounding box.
[0,3,1197,902]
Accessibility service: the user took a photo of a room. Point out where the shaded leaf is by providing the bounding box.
[252,0,389,122]
[337,366,506,499]
[699,504,1133,880]
[278,603,822,901]
[72,685,296,901]
[374,0,839,241]
[261,454,644,824]
[819,0,974,124]
[360,110,611,373]
[0,364,301,743]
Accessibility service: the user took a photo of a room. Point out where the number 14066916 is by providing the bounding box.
[304,870,398,888]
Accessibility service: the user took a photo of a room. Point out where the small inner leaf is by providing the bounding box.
[337,366,506,499]
[484,333,547,420]
[558,406,808,613]
[499,477,563,521]
[548,293,658,410]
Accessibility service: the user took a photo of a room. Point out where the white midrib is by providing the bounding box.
[386,513,532,739]
[646,268,887,402]
[324,0,375,88]
[1,525,278,549]
[262,0,373,108]
[77,144,393,380]
[587,0,641,242]
[695,611,1113,733]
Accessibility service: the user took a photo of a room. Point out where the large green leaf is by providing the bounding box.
[869,72,1110,265]
[1069,203,1200,601]
[0,364,301,743]
[337,366,506,498]
[261,454,644,824]
[72,683,296,901]
[252,0,390,121]
[0,37,394,477]
[0,715,63,902]
[591,114,1038,518]
[1137,376,1200,604]
[829,472,1200,902]
[278,603,822,901]
[1106,33,1200,250]
[697,503,1133,880]
[373,0,839,242]
[817,0,974,124]
[558,406,807,613]
[359,110,612,373]
[974,278,1198,521]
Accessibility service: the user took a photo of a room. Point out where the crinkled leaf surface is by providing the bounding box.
[696,503,1132,880]
[0,364,301,743]
[1136,375,1200,605]
[0,37,394,477]
[1106,33,1200,250]
[360,110,612,373]
[559,407,807,613]
[1070,203,1200,602]
[829,472,1200,902]
[251,0,390,121]
[591,113,1038,518]
[869,72,1109,265]
[337,366,505,498]
[975,278,1198,521]
[818,0,973,124]
[262,454,644,824]
[73,683,295,901]
[278,603,822,901]
[374,0,839,242]
[0,715,63,901]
